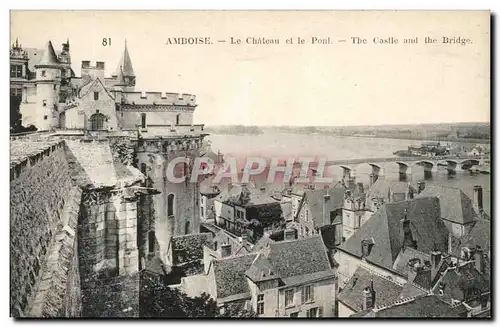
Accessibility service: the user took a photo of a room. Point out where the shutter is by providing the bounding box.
[318,307,323,317]
[311,285,315,300]
[301,287,305,303]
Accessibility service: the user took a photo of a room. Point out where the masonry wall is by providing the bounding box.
[10,141,82,317]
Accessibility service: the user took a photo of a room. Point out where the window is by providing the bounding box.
[141,113,147,128]
[89,113,106,131]
[285,289,294,307]
[305,227,310,236]
[10,88,22,97]
[290,312,299,318]
[41,70,46,77]
[176,114,180,125]
[201,206,204,218]
[318,307,323,317]
[184,221,191,235]
[10,64,23,78]
[257,294,264,315]
[148,231,155,253]
[53,84,57,90]
[43,100,47,107]
[43,115,48,120]
[306,307,318,318]
[94,92,99,100]
[301,285,314,303]
[167,193,175,217]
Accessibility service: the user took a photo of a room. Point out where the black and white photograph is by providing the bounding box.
[9,10,491,319]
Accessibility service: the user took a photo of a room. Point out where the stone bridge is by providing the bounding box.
[316,155,484,184]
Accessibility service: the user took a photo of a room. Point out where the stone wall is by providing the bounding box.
[10,141,82,317]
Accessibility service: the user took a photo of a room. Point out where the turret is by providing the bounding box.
[114,40,136,91]
[34,40,62,131]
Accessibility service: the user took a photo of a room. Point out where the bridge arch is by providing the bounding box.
[414,160,435,172]
[460,159,480,167]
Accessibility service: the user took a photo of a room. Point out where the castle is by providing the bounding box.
[10,39,207,317]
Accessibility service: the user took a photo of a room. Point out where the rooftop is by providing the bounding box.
[338,197,449,272]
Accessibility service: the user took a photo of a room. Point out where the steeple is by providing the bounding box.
[36,41,59,68]
[116,39,135,78]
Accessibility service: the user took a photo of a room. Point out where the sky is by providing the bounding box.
[10,11,490,126]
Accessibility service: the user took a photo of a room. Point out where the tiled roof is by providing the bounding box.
[23,47,62,72]
[212,253,257,299]
[171,233,212,266]
[392,247,431,277]
[418,185,478,225]
[451,218,491,258]
[304,187,344,227]
[35,41,59,67]
[366,179,416,203]
[248,235,332,283]
[337,266,404,312]
[355,295,468,318]
[251,233,275,253]
[431,262,490,305]
[338,197,449,271]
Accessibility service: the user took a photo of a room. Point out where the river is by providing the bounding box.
[206,131,491,214]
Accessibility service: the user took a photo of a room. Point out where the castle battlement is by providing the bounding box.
[81,60,105,70]
[119,91,197,107]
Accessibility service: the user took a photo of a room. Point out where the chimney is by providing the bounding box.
[220,243,232,258]
[473,185,484,216]
[431,250,442,269]
[362,281,375,310]
[81,60,90,68]
[357,182,364,194]
[361,239,374,258]
[401,208,417,250]
[96,61,105,69]
[417,181,426,194]
[284,228,297,241]
[473,245,485,273]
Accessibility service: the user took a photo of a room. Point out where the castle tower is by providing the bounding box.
[114,40,136,91]
[58,38,72,79]
[34,41,62,131]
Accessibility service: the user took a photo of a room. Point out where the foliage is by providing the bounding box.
[10,96,37,133]
[140,272,257,318]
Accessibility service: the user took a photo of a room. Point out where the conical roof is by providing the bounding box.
[115,40,135,78]
[36,41,59,67]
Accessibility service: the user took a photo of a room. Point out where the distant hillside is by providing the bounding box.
[204,123,490,144]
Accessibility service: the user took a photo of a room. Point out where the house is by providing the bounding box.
[245,234,337,317]
[341,182,367,242]
[335,197,449,287]
[337,265,427,317]
[351,294,469,318]
[199,180,221,222]
[213,184,283,243]
[203,229,252,274]
[294,186,345,237]
[431,259,490,317]
[364,179,417,214]
[417,184,480,237]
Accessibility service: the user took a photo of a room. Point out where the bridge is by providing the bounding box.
[301,155,486,184]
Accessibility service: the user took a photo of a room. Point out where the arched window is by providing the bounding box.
[141,113,147,128]
[89,113,106,131]
[185,221,191,235]
[167,193,175,217]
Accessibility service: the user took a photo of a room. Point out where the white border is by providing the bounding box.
[2,2,498,327]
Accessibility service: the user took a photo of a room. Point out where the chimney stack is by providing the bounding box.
[431,250,442,269]
[417,181,426,194]
[362,281,375,310]
[96,61,105,69]
[361,239,374,258]
[284,228,297,241]
[473,245,485,273]
[473,185,484,216]
[220,243,232,258]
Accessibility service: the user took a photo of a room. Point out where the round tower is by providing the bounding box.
[34,40,62,131]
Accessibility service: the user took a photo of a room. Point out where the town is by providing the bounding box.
[9,37,491,319]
